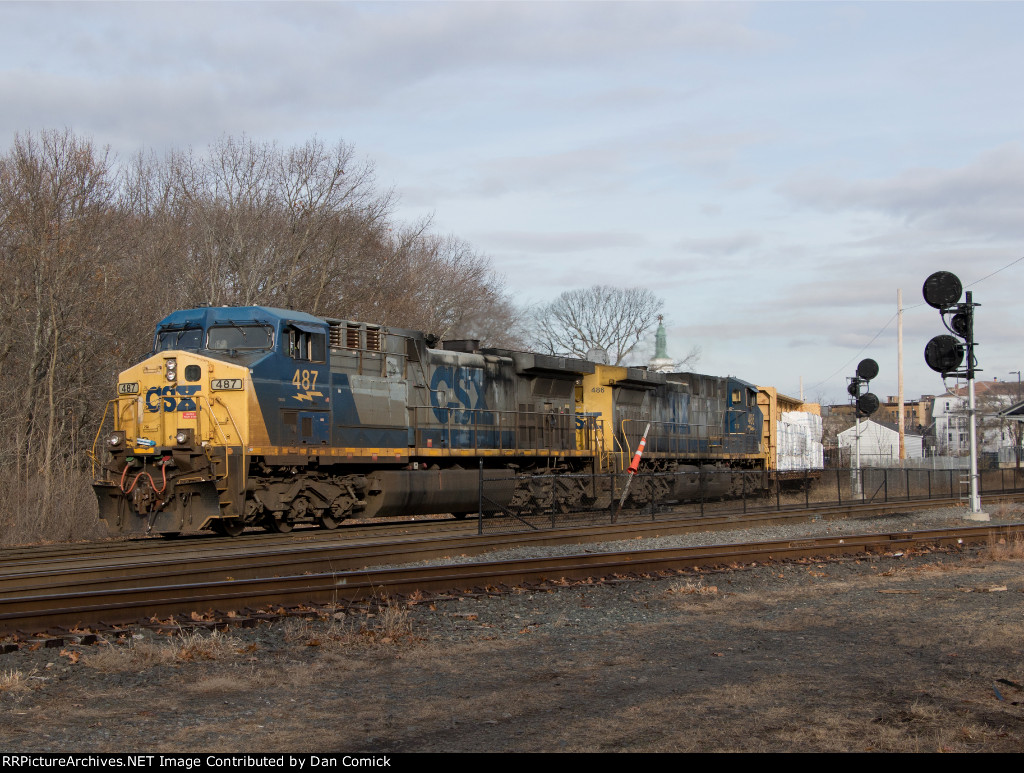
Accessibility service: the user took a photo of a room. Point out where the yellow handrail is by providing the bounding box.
[89,396,138,477]
[196,394,246,490]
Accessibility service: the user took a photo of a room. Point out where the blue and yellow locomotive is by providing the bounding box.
[93,306,768,536]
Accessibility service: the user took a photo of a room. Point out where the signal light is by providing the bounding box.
[848,359,879,418]
[924,334,964,375]
[922,271,963,310]
[922,271,984,516]
[921,270,977,380]
[856,393,879,416]
[856,358,878,381]
[950,311,970,338]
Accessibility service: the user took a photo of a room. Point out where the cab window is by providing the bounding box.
[156,326,203,351]
[207,324,273,351]
[287,327,326,362]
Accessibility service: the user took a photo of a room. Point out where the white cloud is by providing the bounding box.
[780,144,1024,240]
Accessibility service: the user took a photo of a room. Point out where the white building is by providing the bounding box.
[931,381,1022,460]
[931,392,969,456]
[838,419,924,463]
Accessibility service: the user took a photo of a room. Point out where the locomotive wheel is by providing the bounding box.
[317,513,339,530]
[212,518,245,537]
[264,513,293,533]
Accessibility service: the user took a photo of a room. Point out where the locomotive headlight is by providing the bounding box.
[107,431,125,448]
[175,429,192,446]
[165,358,177,382]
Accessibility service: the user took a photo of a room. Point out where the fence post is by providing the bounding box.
[477,459,484,536]
[609,469,616,523]
[550,472,556,529]
[836,468,841,504]
[804,468,810,508]
[650,473,657,520]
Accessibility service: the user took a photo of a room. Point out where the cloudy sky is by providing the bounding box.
[3,1,1023,406]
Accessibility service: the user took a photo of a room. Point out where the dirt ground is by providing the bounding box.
[2,531,1024,752]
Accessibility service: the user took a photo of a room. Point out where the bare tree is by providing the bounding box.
[0,129,132,541]
[532,285,663,365]
[167,135,390,310]
[326,228,524,348]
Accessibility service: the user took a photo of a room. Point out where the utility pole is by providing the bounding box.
[898,288,905,460]
[1011,371,1021,468]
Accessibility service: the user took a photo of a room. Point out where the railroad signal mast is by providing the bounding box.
[848,358,879,496]
[922,271,986,519]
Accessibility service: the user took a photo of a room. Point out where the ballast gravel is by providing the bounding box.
[2,502,1024,753]
[377,505,1002,570]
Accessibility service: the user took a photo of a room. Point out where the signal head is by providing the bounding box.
[923,271,963,310]
[856,358,879,381]
[856,393,879,417]
[924,334,964,374]
[950,310,970,339]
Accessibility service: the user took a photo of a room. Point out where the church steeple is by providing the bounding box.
[654,315,668,359]
[649,315,675,373]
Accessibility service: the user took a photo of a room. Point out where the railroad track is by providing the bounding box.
[1,494,1021,640]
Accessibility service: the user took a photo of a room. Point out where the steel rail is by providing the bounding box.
[1,494,1019,596]
[1,522,1020,637]
[0,494,995,589]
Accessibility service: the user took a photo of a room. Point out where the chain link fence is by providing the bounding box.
[470,464,1024,535]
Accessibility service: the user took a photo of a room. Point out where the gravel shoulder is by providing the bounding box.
[2,503,1024,753]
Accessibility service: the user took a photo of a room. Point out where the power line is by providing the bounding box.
[807,255,1024,395]
[965,254,1024,287]
[807,313,897,392]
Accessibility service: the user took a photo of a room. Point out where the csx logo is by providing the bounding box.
[145,385,200,413]
[430,365,486,424]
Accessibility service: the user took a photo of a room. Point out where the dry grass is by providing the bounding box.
[185,673,261,695]
[0,668,32,695]
[0,465,106,546]
[982,532,1024,561]
[281,597,413,650]
[664,579,719,596]
[174,629,243,660]
[375,597,413,640]
[84,629,244,672]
